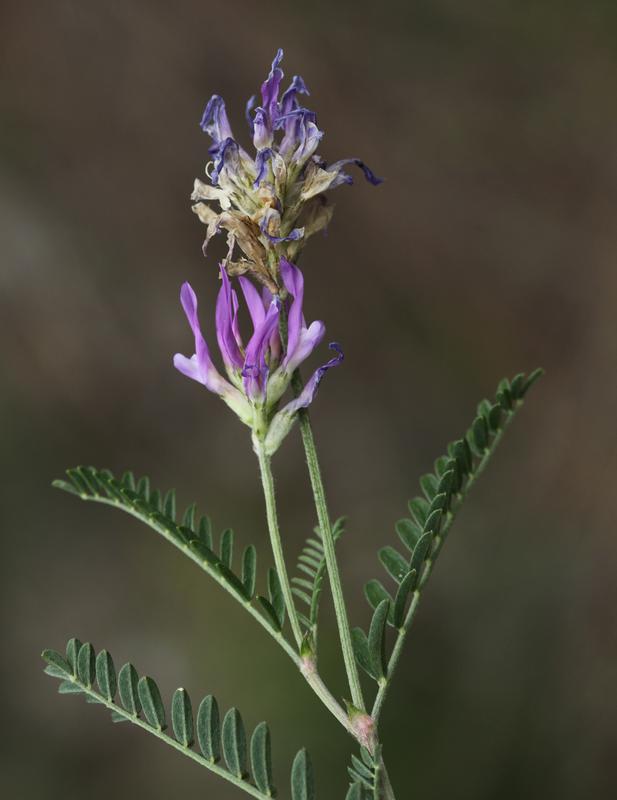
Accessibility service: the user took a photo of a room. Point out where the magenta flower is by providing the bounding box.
[173,258,342,451]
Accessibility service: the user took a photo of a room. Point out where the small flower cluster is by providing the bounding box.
[176,50,380,452]
[174,259,342,453]
[191,48,382,292]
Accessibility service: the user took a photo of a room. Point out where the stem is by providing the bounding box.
[254,438,304,648]
[371,407,521,723]
[292,371,366,712]
[380,759,397,800]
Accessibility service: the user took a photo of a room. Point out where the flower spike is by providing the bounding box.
[174,260,341,451]
[192,49,382,284]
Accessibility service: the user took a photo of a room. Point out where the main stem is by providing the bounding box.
[255,438,304,648]
[292,373,366,712]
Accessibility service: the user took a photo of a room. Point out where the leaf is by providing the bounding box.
[182,502,197,531]
[118,663,141,715]
[196,694,220,762]
[392,570,417,628]
[138,676,166,731]
[66,638,83,677]
[378,547,408,583]
[368,599,389,680]
[345,783,364,800]
[364,580,393,623]
[257,596,282,632]
[472,415,489,451]
[197,515,213,548]
[395,518,422,552]
[291,748,314,800]
[41,649,71,677]
[241,545,257,598]
[250,721,274,796]
[351,628,375,679]
[268,568,286,628]
[163,488,176,521]
[420,473,439,500]
[220,528,234,569]
[58,680,83,694]
[410,532,433,576]
[408,497,429,527]
[77,643,95,687]
[222,707,247,779]
[171,688,194,747]
[95,650,116,701]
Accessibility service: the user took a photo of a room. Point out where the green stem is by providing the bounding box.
[380,760,397,800]
[371,408,519,723]
[292,372,366,712]
[254,438,304,648]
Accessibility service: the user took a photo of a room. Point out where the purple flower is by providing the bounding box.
[192,49,382,280]
[174,259,342,450]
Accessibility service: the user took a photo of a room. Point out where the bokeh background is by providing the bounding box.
[2,1,616,798]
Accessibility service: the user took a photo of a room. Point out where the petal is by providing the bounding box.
[200,95,234,142]
[176,282,235,396]
[280,258,304,363]
[284,320,325,374]
[280,74,310,115]
[215,267,244,371]
[238,275,266,329]
[252,107,273,150]
[280,342,343,415]
[208,137,239,185]
[253,147,273,188]
[243,300,280,401]
[260,48,284,122]
[326,158,383,186]
[245,94,257,127]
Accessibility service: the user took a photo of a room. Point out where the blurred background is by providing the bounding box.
[2,1,616,797]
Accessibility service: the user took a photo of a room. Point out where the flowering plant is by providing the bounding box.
[42,50,542,799]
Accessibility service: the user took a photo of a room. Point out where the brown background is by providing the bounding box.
[1,1,616,798]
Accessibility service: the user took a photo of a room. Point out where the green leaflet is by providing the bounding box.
[222,707,248,779]
[291,748,314,800]
[196,695,220,762]
[138,676,166,731]
[77,643,95,687]
[118,663,141,716]
[367,600,389,680]
[267,567,286,629]
[250,721,274,796]
[351,627,375,679]
[242,545,257,598]
[95,650,116,701]
[346,748,380,799]
[42,638,307,800]
[172,688,194,747]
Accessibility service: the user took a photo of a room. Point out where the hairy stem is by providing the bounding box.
[292,371,366,712]
[255,438,305,648]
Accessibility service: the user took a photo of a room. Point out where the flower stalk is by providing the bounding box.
[254,436,304,648]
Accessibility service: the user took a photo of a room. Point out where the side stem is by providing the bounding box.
[254,437,304,648]
[292,371,366,712]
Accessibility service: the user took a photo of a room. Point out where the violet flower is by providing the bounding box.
[173,258,342,453]
[191,48,382,290]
